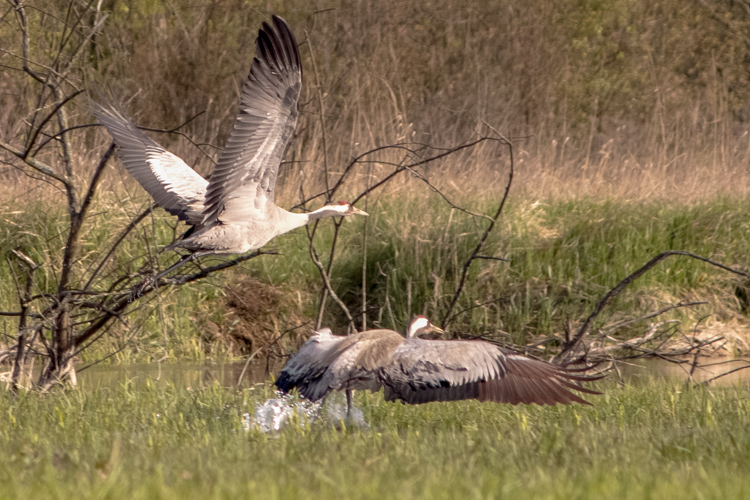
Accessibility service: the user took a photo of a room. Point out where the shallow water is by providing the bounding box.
[616,357,750,385]
[74,357,750,391]
[71,356,750,433]
[75,359,279,390]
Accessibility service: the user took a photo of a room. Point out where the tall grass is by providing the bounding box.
[2,195,749,362]
[0,380,748,498]
[4,0,750,202]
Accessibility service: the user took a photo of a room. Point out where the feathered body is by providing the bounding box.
[276,328,404,401]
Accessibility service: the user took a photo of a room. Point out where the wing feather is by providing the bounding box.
[381,339,601,406]
[274,328,345,401]
[202,15,302,226]
[93,104,208,225]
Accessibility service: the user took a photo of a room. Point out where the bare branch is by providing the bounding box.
[82,205,155,291]
[23,89,85,156]
[309,240,354,329]
[600,301,708,336]
[0,139,70,185]
[73,250,271,349]
[559,250,750,360]
[9,249,39,392]
[441,133,513,329]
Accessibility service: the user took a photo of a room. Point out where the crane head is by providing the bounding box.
[330,201,368,217]
[407,315,444,338]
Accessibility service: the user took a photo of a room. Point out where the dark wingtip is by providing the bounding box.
[274,371,293,393]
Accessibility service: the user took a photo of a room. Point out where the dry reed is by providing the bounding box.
[3,0,750,206]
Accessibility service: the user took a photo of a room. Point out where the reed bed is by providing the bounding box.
[3,0,750,361]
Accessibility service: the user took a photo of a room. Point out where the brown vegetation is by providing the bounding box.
[218,277,310,358]
[4,0,750,204]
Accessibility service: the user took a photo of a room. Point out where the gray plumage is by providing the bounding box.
[275,316,602,414]
[94,16,366,256]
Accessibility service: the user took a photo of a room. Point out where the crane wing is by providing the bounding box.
[381,339,602,406]
[201,15,302,226]
[275,328,345,401]
[94,105,208,225]
[275,329,403,402]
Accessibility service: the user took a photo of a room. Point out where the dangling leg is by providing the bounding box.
[154,250,212,281]
[315,393,330,418]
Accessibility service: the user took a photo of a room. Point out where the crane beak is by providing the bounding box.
[350,207,369,217]
[428,324,445,336]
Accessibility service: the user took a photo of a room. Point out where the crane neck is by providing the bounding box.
[276,205,346,233]
[306,205,348,221]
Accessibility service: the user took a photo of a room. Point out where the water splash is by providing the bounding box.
[252,392,318,433]
[324,400,369,430]
[250,391,369,432]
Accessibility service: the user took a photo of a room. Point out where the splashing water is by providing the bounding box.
[251,391,370,432]
[324,400,369,430]
[252,392,319,433]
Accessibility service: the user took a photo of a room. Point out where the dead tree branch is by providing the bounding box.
[441,132,513,329]
[558,250,750,362]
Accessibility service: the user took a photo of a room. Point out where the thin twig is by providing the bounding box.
[83,205,155,290]
[441,131,513,329]
[601,301,708,336]
[309,243,354,328]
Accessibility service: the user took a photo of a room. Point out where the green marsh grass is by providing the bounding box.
[3,195,750,361]
[0,380,748,498]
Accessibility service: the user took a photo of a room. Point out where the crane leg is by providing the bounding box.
[346,390,353,419]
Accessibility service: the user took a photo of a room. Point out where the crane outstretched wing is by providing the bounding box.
[202,15,302,226]
[275,328,344,401]
[94,105,208,225]
[381,339,602,406]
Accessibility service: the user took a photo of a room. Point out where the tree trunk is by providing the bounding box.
[38,305,77,389]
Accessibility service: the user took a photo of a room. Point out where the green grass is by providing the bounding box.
[3,196,750,362]
[0,380,748,498]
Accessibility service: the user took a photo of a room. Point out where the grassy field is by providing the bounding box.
[0,379,748,499]
[2,195,750,363]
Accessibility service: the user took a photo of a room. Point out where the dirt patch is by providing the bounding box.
[205,277,312,358]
